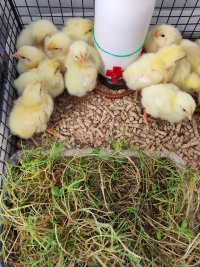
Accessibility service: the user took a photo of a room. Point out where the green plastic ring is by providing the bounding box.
[93,31,145,58]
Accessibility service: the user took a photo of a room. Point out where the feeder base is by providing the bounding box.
[98,74,128,90]
[95,75,133,99]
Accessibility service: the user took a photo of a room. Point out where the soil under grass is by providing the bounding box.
[0,142,200,267]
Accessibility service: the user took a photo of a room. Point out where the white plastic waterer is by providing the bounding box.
[94,0,156,84]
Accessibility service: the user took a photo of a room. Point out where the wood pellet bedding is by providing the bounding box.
[20,84,200,169]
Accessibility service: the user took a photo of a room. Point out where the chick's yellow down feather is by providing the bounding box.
[141,84,196,123]
[16,19,58,49]
[170,58,200,93]
[9,82,54,139]
[65,41,97,97]
[44,32,73,68]
[13,59,64,97]
[196,39,200,47]
[16,26,34,50]
[13,46,45,74]
[37,59,65,97]
[14,69,40,95]
[63,18,94,45]
[145,24,182,53]
[123,45,185,90]
[180,39,200,76]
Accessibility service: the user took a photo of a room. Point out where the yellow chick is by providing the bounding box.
[65,40,97,97]
[180,39,200,76]
[14,69,40,95]
[44,32,73,69]
[123,45,185,90]
[16,26,34,50]
[62,18,94,45]
[13,46,45,74]
[16,19,58,49]
[170,58,200,94]
[196,39,200,46]
[141,83,196,124]
[37,59,65,97]
[9,81,54,139]
[145,24,182,53]
[88,45,102,72]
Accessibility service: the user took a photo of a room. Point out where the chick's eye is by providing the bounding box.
[183,108,186,112]
[21,56,26,60]
[161,34,165,37]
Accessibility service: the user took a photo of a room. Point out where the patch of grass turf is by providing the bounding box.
[0,142,199,267]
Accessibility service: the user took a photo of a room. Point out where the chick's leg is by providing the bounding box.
[140,110,154,126]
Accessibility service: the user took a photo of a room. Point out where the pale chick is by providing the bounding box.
[141,83,196,124]
[14,68,40,96]
[180,39,200,76]
[16,19,58,49]
[37,59,65,98]
[123,45,185,90]
[65,40,97,97]
[196,39,200,46]
[63,18,94,45]
[9,81,54,139]
[13,46,45,74]
[145,24,182,53]
[14,59,64,97]
[170,58,200,94]
[44,32,73,71]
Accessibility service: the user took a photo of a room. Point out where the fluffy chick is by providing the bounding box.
[16,26,34,50]
[196,39,200,47]
[145,24,182,53]
[180,39,200,76]
[65,40,97,97]
[63,18,94,45]
[37,59,65,97]
[16,19,58,49]
[141,83,196,124]
[9,81,54,139]
[44,32,73,68]
[13,46,45,74]
[123,45,185,90]
[171,58,200,94]
[14,69,40,95]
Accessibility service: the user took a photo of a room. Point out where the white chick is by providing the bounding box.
[65,40,97,97]
[171,58,200,94]
[44,32,73,69]
[62,18,94,45]
[37,59,65,97]
[14,68,40,95]
[141,83,196,124]
[16,19,58,49]
[123,45,185,90]
[180,39,200,76]
[9,81,54,139]
[13,46,45,74]
[145,24,182,53]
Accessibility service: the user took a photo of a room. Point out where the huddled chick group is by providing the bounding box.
[9,20,200,139]
[9,18,102,139]
[123,24,200,125]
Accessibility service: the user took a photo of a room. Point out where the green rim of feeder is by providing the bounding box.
[93,31,145,57]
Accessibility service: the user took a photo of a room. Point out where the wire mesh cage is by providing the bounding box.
[0,0,200,174]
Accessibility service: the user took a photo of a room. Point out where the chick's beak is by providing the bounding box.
[13,52,20,59]
[153,31,160,37]
[79,53,86,64]
[186,112,193,121]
